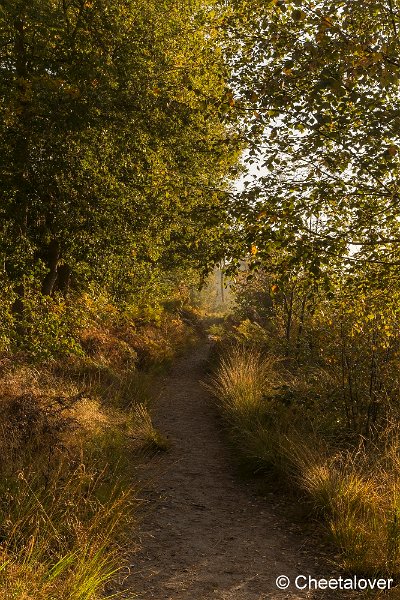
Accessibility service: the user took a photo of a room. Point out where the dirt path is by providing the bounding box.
[123,343,332,599]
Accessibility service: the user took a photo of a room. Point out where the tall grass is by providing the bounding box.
[0,337,170,598]
[0,463,133,600]
[209,345,400,578]
[207,345,280,422]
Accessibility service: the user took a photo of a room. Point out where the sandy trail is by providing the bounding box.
[124,342,333,599]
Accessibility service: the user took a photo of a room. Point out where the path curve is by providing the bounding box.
[125,343,330,599]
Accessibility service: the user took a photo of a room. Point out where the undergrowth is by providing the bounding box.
[0,300,196,599]
[208,344,400,588]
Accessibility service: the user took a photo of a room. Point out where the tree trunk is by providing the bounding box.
[11,14,30,333]
[41,239,60,296]
[56,264,72,295]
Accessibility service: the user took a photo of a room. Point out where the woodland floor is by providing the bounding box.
[121,341,346,600]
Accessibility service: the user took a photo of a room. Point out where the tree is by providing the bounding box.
[0,0,241,318]
[224,0,400,277]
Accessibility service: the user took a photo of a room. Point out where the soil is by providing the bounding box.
[122,342,342,599]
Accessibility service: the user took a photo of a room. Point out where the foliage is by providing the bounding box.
[223,0,400,278]
[18,291,87,359]
[232,264,400,436]
[222,0,400,438]
[0,0,241,334]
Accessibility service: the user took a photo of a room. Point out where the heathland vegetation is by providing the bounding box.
[3,0,400,597]
[208,0,400,589]
[0,0,239,597]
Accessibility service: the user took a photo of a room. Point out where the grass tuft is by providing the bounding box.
[206,345,280,423]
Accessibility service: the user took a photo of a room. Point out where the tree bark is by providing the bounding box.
[11,14,30,332]
[56,263,72,295]
[41,239,60,296]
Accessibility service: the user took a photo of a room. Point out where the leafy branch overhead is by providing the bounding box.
[224,0,400,278]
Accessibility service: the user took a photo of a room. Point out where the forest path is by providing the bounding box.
[124,342,331,600]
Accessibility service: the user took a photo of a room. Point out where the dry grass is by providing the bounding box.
[209,345,400,578]
[129,403,170,453]
[0,313,188,599]
[0,464,133,600]
[206,345,280,422]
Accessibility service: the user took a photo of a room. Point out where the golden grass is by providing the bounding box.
[206,345,280,422]
[0,463,134,600]
[0,317,180,598]
[209,345,400,577]
[130,403,170,453]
